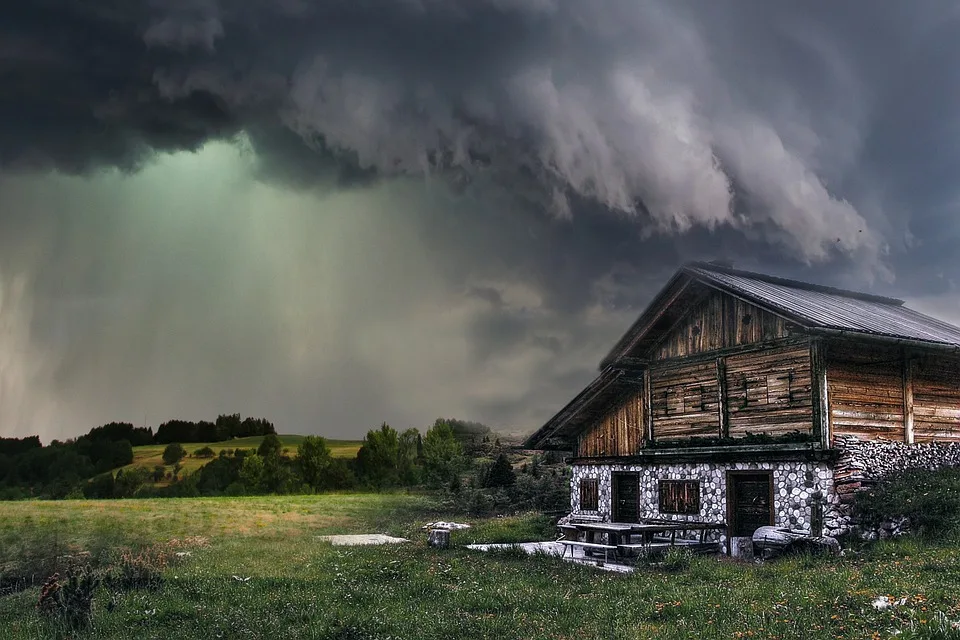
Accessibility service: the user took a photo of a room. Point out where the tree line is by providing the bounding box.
[0,414,276,499]
[0,416,570,516]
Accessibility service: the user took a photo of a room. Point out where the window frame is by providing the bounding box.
[579,478,599,511]
[658,479,700,515]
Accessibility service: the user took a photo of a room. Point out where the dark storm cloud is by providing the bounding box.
[9,0,960,265]
[5,1,960,440]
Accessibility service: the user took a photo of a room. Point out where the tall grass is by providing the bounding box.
[2,495,960,639]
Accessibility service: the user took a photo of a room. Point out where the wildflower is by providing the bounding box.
[872,596,908,610]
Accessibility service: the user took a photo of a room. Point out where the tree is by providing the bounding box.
[216,413,242,438]
[355,423,401,489]
[114,467,150,498]
[297,436,332,491]
[422,420,464,488]
[194,446,216,458]
[484,453,516,488]
[257,434,282,459]
[398,428,422,485]
[83,472,115,499]
[239,454,264,492]
[162,443,186,465]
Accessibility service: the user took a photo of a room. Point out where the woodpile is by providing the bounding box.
[833,434,960,503]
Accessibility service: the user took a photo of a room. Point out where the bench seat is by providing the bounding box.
[557,540,617,551]
[557,539,619,562]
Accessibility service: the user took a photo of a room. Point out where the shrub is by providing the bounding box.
[257,434,282,459]
[852,467,960,538]
[482,453,516,488]
[194,446,216,458]
[83,472,116,499]
[114,467,151,498]
[661,548,694,572]
[37,565,101,631]
[162,443,186,465]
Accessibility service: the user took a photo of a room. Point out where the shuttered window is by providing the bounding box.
[580,478,599,511]
[658,480,700,515]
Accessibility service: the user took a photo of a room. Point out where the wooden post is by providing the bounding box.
[428,529,451,549]
[903,352,915,444]
[810,339,830,448]
[716,356,729,438]
[644,366,654,443]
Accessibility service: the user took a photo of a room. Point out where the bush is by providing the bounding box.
[83,472,116,499]
[194,446,216,458]
[661,547,693,572]
[37,564,101,631]
[162,443,186,465]
[852,467,960,538]
[482,453,516,488]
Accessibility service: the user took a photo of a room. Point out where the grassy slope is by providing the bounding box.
[123,435,362,477]
[2,496,960,639]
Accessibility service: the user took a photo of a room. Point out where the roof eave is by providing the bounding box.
[804,327,960,353]
[521,368,624,450]
[598,271,693,370]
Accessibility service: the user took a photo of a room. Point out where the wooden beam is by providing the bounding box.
[644,365,654,443]
[716,356,729,438]
[649,336,808,371]
[810,339,830,448]
[903,351,915,444]
[612,356,649,369]
[602,278,693,368]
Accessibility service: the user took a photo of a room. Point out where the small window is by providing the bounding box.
[659,480,700,515]
[767,369,795,405]
[742,314,752,326]
[580,478,599,511]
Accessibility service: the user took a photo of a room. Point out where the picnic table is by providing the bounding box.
[558,520,726,562]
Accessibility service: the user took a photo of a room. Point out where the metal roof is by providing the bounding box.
[524,262,960,450]
[686,263,960,347]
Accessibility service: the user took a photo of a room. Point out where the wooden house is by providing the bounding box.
[523,262,960,550]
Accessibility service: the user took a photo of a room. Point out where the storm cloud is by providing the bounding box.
[2,1,960,440]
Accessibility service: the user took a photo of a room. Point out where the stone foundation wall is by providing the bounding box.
[569,460,838,545]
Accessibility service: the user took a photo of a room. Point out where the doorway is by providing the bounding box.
[726,471,774,552]
[612,472,639,523]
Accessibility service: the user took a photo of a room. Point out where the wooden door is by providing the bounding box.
[727,472,773,538]
[612,473,639,523]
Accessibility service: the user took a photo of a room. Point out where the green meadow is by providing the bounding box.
[2,495,960,639]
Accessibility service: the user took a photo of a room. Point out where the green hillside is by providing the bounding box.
[122,435,363,480]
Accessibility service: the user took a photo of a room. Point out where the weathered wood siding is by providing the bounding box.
[827,343,904,441]
[576,388,646,457]
[654,292,795,360]
[724,345,814,437]
[650,361,720,439]
[913,354,960,442]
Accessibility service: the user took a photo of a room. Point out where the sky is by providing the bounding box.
[2,1,960,442]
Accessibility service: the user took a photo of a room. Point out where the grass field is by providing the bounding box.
[123,435,362,477]
[2,495,960,639]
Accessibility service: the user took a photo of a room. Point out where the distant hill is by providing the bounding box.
[445,418,492,441]
[121,435,363,484]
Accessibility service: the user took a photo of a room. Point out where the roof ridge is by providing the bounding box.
[684,261,905,307]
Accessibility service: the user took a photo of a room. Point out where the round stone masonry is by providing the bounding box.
[570,460,836,543]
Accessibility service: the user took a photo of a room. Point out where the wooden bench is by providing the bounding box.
[617,540,722,560]
[556,525,582,541]
[557,540,619,563]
